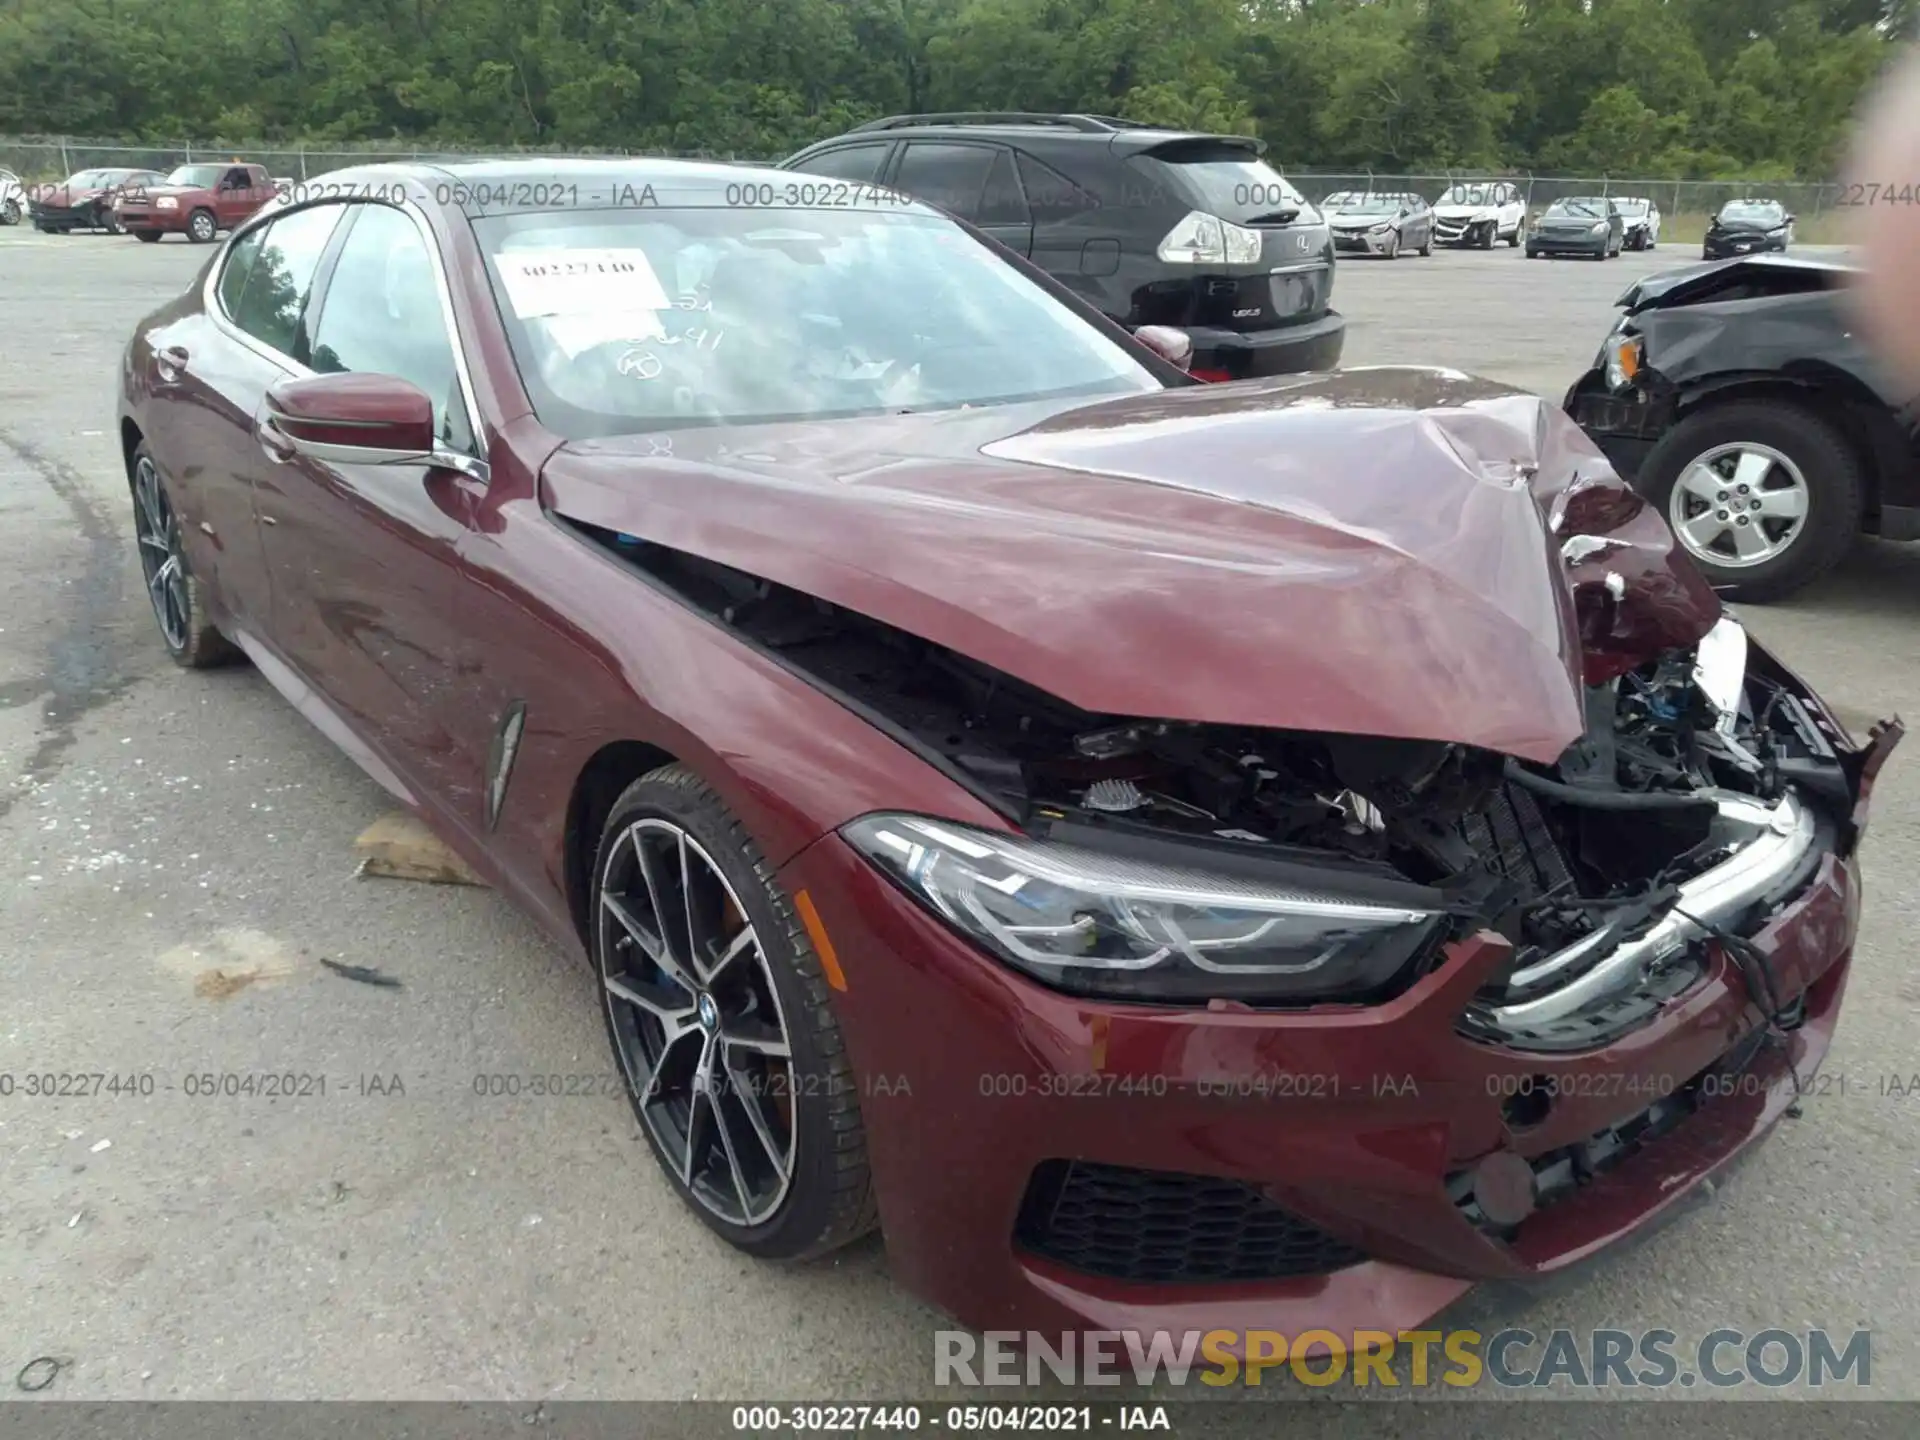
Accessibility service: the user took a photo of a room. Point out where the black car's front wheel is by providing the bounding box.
[130,446,238,667]
[1641,401,1862,601]
[592,764,876,1260]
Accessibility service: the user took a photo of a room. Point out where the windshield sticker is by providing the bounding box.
[494,248,671,319]
[543,308,668,356]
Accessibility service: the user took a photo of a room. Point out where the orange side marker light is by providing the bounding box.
[794,889,847,992]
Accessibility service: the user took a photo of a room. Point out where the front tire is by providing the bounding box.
[1,197,21,226]
[1641,400,1862,601]
[591,764,876,1260]
[1382,229,1399,259]
[130,446,239,667]
[186,208,217,243]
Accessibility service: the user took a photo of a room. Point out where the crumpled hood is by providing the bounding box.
[540,368,1719,763]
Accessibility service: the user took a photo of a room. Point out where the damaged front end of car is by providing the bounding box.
[567,507,1899,1045]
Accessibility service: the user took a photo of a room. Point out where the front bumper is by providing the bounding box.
[1704,234,1787,259]
[1332,228,1396,255]
[1435,218,1496,245]
[1185,309,1346,378]
[785,681,1898,1342]
[27,201,96,228]
[1527,232,1608,256]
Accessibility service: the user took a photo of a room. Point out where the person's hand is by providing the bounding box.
[1848,44,1920,391]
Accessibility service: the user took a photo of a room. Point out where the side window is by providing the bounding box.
[977,148,1028,225]
[1014,151,1099,226]
[217,226,266,317]
[308,204,467,451]
[892,142,997,220]
[789,143,888,183]
[223,167,250,190]
[230,203,343,361]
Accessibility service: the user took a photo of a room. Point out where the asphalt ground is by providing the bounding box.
[1,225,1915,1412]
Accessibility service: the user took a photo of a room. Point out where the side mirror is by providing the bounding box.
[264,373,436,464]
[1132,324,1193,372]
[1784,213,1796,224]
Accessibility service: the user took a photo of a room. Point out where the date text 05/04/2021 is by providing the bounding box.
[730,1406,1170,1433]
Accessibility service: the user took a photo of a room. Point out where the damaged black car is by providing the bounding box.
[1565,254,1920,600]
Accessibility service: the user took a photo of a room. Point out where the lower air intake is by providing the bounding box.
[1014,1159,1367,1284]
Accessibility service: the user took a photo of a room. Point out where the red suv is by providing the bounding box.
[117,162,278,243]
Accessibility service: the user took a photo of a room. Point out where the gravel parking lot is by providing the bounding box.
[2,227,1916,1409]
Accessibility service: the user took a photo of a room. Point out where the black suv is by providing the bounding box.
[780,113,1344,379]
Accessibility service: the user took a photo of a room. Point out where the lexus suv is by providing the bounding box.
[782,113,1344,379]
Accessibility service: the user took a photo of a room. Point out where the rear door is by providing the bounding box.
[1122,138,1333,334]
[887,141,1033,257]
[151,203,344,636]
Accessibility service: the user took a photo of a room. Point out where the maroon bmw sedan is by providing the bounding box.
[118,159,1900,1345]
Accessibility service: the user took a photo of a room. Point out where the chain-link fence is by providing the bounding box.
[0,138,1849,240]
[0,135,775,181]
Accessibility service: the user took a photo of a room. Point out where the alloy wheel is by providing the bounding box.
[597,817,797,1228]
[133,456,189,650]
[1666,442,1810,569]
[188,211,215,242]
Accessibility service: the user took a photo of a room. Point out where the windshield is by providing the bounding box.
[1439,184,1499,206]
[1614,199,1648,215]
[165,165,226,188]
[1548,198,1608,218]
[1719,201,1784,224]
[474,206,1161,438]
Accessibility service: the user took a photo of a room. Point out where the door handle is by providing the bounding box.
[153,345,189,384]
[256,409,298,464]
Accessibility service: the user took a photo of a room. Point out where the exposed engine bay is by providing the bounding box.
[584,526,1859,1048]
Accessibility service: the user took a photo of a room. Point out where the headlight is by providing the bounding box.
[1604,332,1643,389]
[1589,221,1608,235]
[1368,221,1391,234]
[842,813,1444,1003]
[156,196,177,209]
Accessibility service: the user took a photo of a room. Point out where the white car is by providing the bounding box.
[1432,180,1525,248]
[0,169,25,226]
[1612,196,1661,250]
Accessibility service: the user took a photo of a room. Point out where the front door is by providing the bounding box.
[251,200,486,813]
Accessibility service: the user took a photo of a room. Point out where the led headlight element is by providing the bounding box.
[842,814,1444,1003]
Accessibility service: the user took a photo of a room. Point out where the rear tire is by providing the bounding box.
[1640,400,1863,602]
[591,764,877,1261]
[134,230,161,243]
